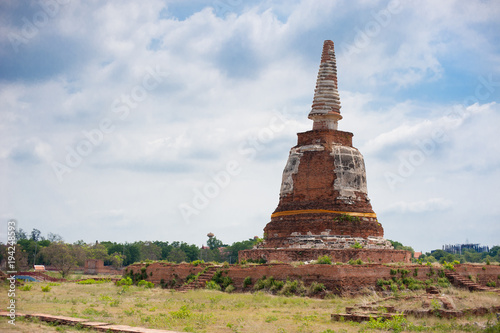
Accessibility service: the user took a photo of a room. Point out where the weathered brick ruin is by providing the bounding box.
[127,262,500,296]
[241,40,408,263]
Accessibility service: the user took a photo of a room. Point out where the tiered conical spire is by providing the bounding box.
[308,40,342,130]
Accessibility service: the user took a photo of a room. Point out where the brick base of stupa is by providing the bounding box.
[239,248,411,264]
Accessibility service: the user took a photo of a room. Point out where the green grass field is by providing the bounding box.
[1,279,499,333]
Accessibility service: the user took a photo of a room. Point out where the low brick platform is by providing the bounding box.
[239,248,411,263]
[0,311,179,333]
[331,293,500,322]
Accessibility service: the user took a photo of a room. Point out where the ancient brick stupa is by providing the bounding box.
[240,40,410,263]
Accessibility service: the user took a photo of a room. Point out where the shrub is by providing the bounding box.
[137,280,154,288]
[348,259,364,265]
[41,285,51,292]
[279,280,306,296]
[191,260,204,266]
[443,261,455,271]
[205,280,221,291]
[377,279,391,287]
[486,281,496,287]
[270,280,284,292]
[225,284,235,293]
[316,255,332,265]
[78,279,109,285]
[399,269,409,278]
[253,277,267,290]
[335,214,360,223]
[437,277,450,287]
[116,277,133,286]
[243,276,252,288]
[221,276,233,289]
[211,270,223,284]
[170,305,191,319]
[185,273,196,284]
[366,313,408,333]
[351,242,363,249]
[308,282,326,295]
[21,284,32,291]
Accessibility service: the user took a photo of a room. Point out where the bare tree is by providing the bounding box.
[47,232,63,242]
[30,228,41,242]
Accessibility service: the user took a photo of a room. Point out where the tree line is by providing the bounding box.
[419,247,500,264]
[2,228,497,277]
[388,240,499,264]
[1,228,255,277]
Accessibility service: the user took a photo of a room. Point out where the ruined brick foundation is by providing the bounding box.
[126,262,500,296]
[238,248,411,263]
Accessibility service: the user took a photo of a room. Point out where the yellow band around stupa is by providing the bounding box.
[271,209,377,218]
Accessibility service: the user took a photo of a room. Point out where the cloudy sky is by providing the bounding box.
[1,0,499,253]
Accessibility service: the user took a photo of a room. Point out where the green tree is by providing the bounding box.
[179,242,200,262]
[109,252,125,269]
[41,242,85,278]
[226,239,254,262]
[388,240,415,255]
[85,243,110,260]
[429,249,447,261]
[152,241,174,260]
[123,243,140,266]
[1,243,29,271]
[138,242,162,261]
[167,248,187,263]
[207,236,224,250]
[463,249,482,263]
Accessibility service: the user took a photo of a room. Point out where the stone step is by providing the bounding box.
[175,266,219,292]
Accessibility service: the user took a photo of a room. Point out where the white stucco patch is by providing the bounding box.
[298,144,324,152]
[331,145,368,203]
[280,147,303,196]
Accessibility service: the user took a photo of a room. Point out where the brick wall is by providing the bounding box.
[127,262,500,295]
[125,262,206,287]
[84,259,123,275]
[297,130,353,147]
[238,248,411,263]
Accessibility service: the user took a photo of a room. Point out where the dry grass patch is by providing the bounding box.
[1,279,499,333]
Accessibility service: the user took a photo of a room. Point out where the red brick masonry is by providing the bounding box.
[239,248,411,263]
[126,262,500,296]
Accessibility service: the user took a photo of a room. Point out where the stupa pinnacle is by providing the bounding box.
[240,40,410,264]
[309,40,343,130]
